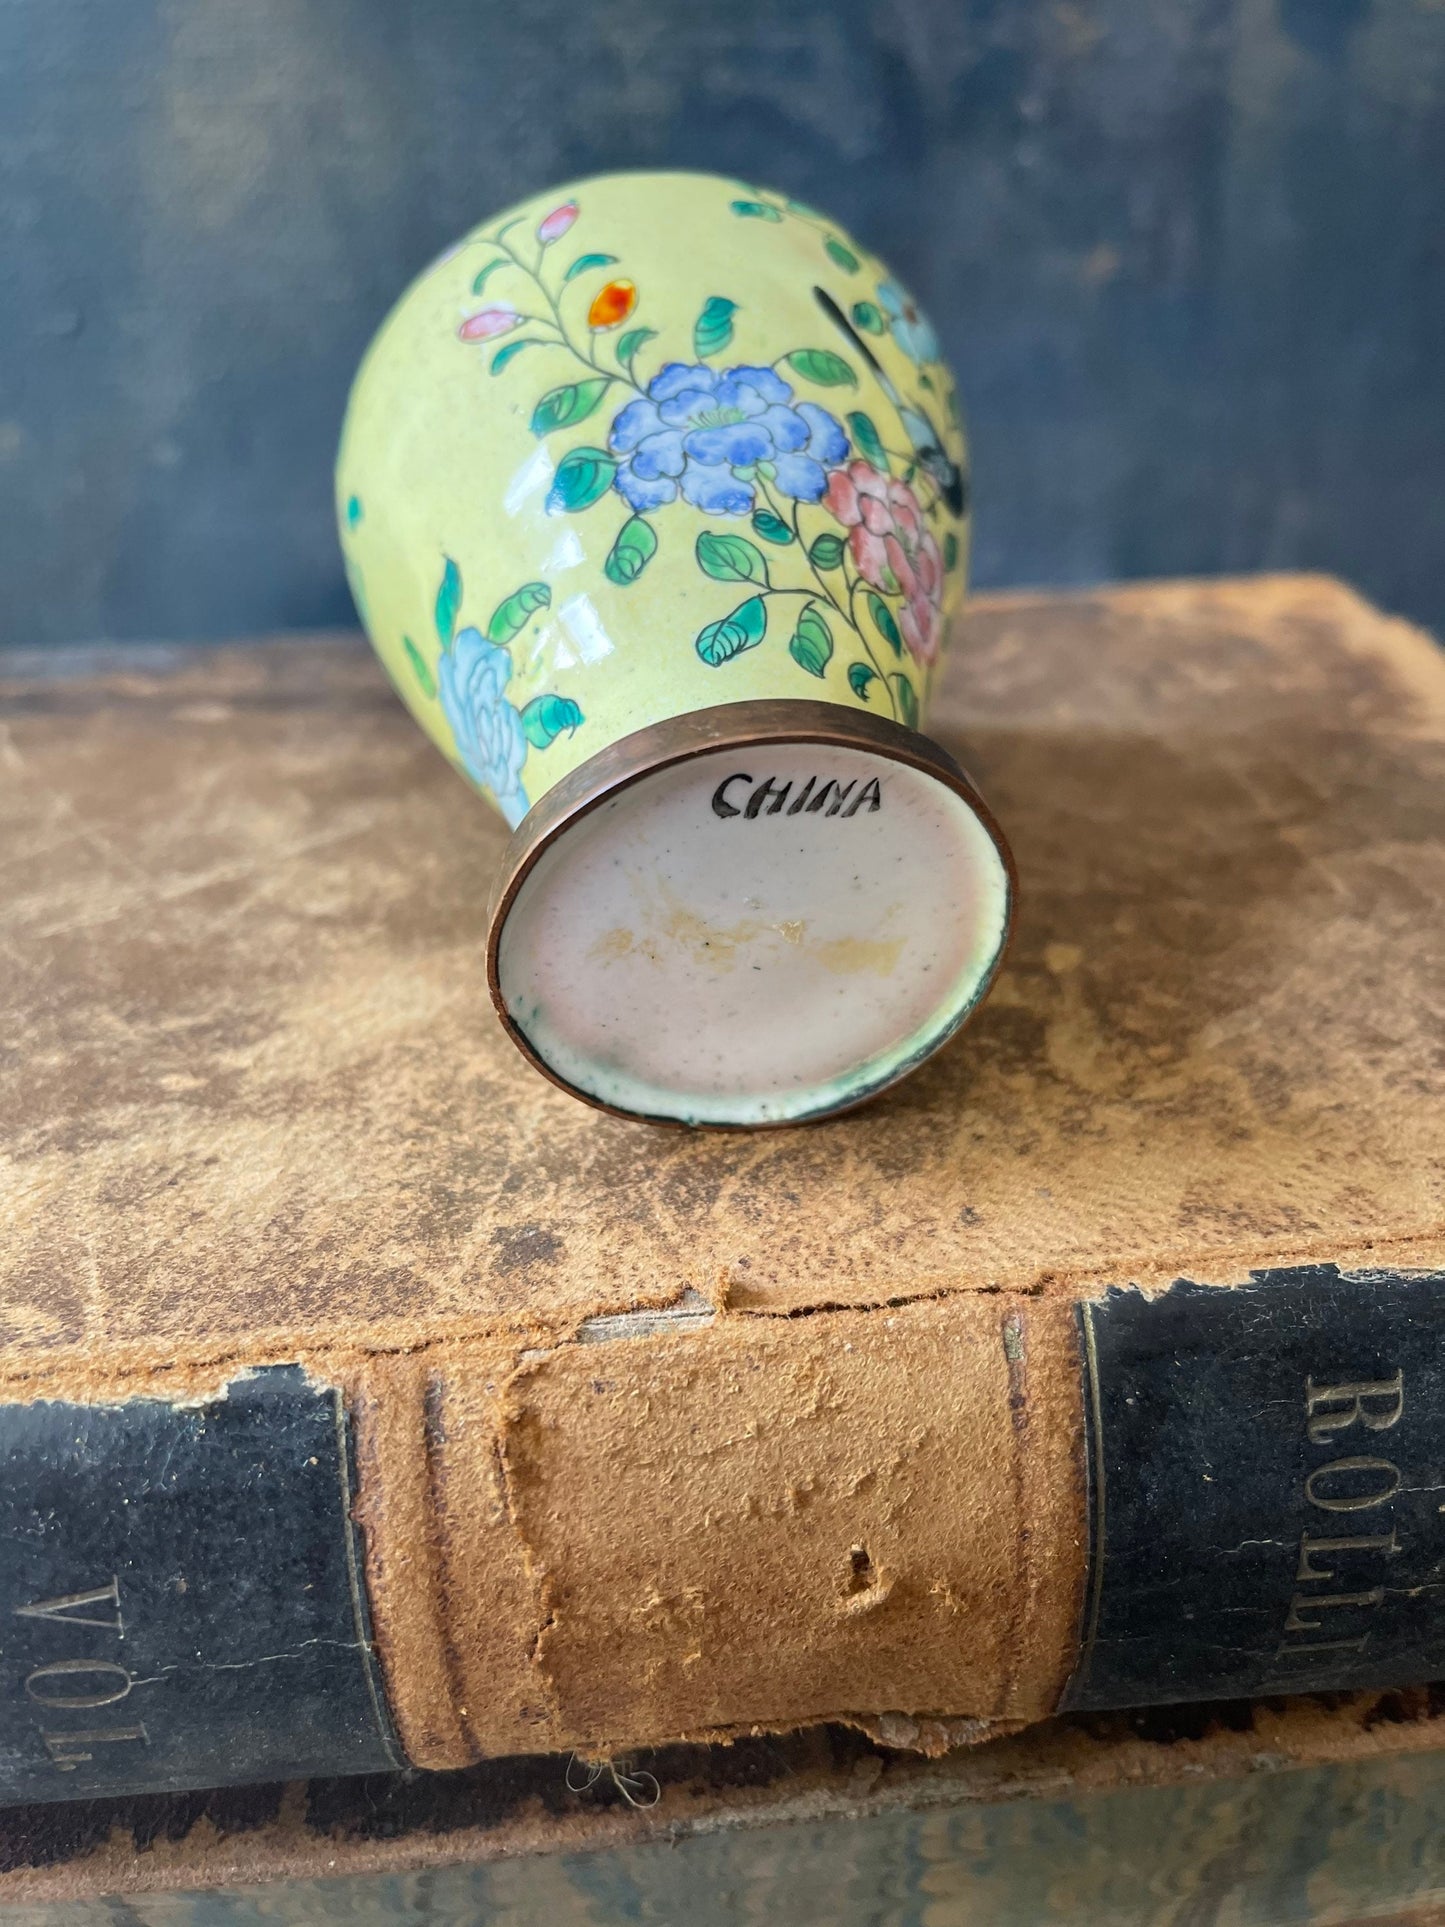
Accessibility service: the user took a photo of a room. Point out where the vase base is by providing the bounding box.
[487,700,1014,1128]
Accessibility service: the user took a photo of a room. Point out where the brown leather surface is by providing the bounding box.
[2,576,1442,1769]
[472,1296,1080,1756]
[2,576,1441,1380]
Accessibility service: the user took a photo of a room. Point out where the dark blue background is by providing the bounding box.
[3,0,1442,646]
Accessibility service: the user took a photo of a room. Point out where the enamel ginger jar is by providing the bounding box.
[337,170,1013,1127]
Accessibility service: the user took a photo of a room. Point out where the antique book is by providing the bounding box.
[1,575,1442,1807]
[10,1700,1445,1917]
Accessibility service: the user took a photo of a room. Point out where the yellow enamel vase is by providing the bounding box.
[337,170,1013,1127]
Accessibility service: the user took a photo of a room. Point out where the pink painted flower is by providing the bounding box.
[822,460,943,666]
[536,201,579,246]
[457,307,521,342]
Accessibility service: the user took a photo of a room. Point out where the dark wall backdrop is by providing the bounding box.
[3,0,1444,647]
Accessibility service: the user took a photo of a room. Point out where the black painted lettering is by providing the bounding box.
[1306,1371,1404,1443]
[745,776,791,818]
[711,773,751,818]
[1296,1529,1398,1584]
[842,777,883,817]
[25,1659,134,1710]
[1305,1456,1401,1512]
[16,1578,123,1635]
[716,773,883,820]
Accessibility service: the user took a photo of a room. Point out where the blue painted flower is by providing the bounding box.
[878,280,940,366]
[437,627,530,826]
[608,363,848,516]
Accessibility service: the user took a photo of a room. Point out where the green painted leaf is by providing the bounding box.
[435,557,461,646]
[562,251,619,283]
[808,532,846,571]
[694,295,738,358]
[403,636,436,698]
[944,530,959,571]
[344,493,363,529]
[892,673,920,730]
[847,662,878,701]
[784,348,857,388]
[696,530,769,587]
[918,371,935,392]
[846,411,886,469]
[789,604,833,679]
[471,258,507,296]
[604,515,658,585]
[825,236,861,273]
[868,592,903,655]
[751,508,795,545]
[616,326,658,366]
[487,581,551,643]
[850,300,885,335]
[730,199,782,220]
[490,338,538,374]
[546,446,618,513]
[519,692,584,749]
[696,595,766,666]
[530,376,612,436]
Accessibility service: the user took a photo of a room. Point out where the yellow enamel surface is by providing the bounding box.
[336,170,969,825]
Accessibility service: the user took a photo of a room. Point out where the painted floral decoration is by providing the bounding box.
[439,628,529,823]
[587,279,637,330]
[609,363,847,516]
[427,558,582,826]
[878,279,940,367]
[822,460,942,666]
[413,183,967,754]
[536,201,579,246]
[458,307,521,342]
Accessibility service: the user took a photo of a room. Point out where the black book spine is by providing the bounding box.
[0,1366,401,1802]
[1065,1265,1445,1710]
[6,1267,1442,1802]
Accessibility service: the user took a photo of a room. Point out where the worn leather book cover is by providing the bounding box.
[12,1700,1445,1913]
[1,576,1442,1806]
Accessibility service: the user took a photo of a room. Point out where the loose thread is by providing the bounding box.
[565,1752,661,1809]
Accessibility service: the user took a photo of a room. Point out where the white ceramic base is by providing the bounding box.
[493,736,1011,1126]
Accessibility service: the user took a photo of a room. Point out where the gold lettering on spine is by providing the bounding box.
[1270,1635,1370,1663]
[1297,1529,1398,1583]
[1305,1372,1404,1443]
[25,1659,134,1710]
[42,1725,149,1770]
[1305,1456,1401,1512]
[16,1577,123,1634]
[16,1572,151,1775]
[1283,1588,1387,1633]
[1270,1364,1406,1682]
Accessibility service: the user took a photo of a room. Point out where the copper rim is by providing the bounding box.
[485,699,1018,1129]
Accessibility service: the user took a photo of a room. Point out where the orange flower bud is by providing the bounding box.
[587,279,637,331]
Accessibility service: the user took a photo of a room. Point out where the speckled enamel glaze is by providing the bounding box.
[338,170,1013,1126]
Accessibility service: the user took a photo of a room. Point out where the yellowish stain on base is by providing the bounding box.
[590,883,906,976]
[814,936,906,977]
